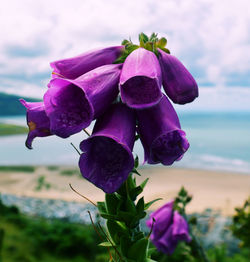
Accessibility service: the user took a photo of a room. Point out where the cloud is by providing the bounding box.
[0,0,250,102]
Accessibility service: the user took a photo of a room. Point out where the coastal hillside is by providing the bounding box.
[0,92,41,116]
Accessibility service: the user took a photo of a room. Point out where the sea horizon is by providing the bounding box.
[1,112,250,174]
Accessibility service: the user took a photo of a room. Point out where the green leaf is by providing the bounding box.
[131,168,141,176]
[179,186,188,197]
[139,32,149,43]
[105,193,120,215]
[136,197,145,213]
[144,198,162,210]
[122,39,131,45]
[149,32,158,42]
[97,201,107,213]
[120,235,132,257]
[127,238,149,262]
[99,212,117,220]
[157,37,167,48]
[98,241,113,247]
[147,247,157,257]
[145,42,153,51]
[125,197,137,214]
[127,174,136,191]
[140,178,149,190]
[158,46,170,54]
[117,210,135,224]
[106,220,129,244]
[134,155,139,168]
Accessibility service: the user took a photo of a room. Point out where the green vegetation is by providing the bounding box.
[0,198,111,262]
[0,92,41,116]
[0,123,28,136]
[47,166,59,171]
[0,196,250,262]
[60,169,81,177]
[0,166,35,172]
[34,176,51,191]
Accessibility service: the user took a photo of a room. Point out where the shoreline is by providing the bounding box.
[0,166,249,216]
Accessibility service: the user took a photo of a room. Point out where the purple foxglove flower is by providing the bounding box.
[20,99,52,149]
[44,64,122,138]
[120,47,162,109]
[158,48,198,104]
[79,103,135,193]
[137,95,189,165]
[146,201,191,254]
[50,46,124,79]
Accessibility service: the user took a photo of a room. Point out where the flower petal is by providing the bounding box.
[120,48,162,108]
[51,46,124,79]
[44,64,122,138]
[158,48,198,104]
[79,103,135,193]
[20,99,52,149]
[137,95,189,165]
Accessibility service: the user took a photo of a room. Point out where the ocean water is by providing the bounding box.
[0,113,250,174]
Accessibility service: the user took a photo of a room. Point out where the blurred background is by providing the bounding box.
[0,1,250,261]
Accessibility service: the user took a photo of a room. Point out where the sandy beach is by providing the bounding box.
[0,166,249,216]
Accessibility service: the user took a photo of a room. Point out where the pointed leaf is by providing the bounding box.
[134,155,139,168]
[140,178,149,190]
[105,193,120,215]
[97,201,107,213]
[157,37,167,48]
[98,241,113,247]
[136,197,145,213]
[144,198,162,210]
[127,238,149,262]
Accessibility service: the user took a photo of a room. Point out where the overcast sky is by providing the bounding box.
[1,0,250,111]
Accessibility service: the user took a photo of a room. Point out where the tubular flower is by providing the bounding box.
[146,201,191,255]
[158,48,198,104]
[20,99,52,149]
[50,46,124,79]
[79,103,135,193]
[137,95,189,165]
[120,47,162,109]
[44,64,122,138]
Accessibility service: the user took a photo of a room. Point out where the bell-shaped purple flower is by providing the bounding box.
[44,64,122,138]
[79,103,135,193]
[146,200,191,254]
[158,48,198,104]
[137,95,189,165]
[120,47,162,109]
[50,46,124,79]
[20,99,52,149]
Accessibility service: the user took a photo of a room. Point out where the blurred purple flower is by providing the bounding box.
[120,47,162,109]
[20,99,52,149]
[79,103,135,193]
[158,48,198,104]
[146,200,191,254]
[50,46,124,79]
[137,95,189,165]
[44,64,122,138]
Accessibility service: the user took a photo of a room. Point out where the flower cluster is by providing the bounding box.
[146,200,191,255]
[21,33,198,193]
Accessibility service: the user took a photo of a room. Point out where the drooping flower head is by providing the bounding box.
[137,94,189,165]
[79,103,135,193]
[120,47,162,109]
[44,64,122,138]
[51,46,124,79]
[146,200,191,254]
[20,99,52,149]
[158,48,198,104]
